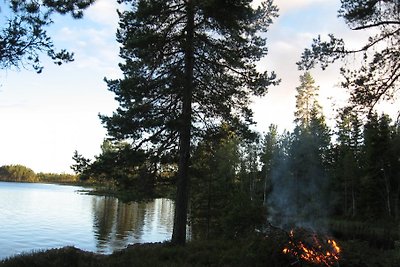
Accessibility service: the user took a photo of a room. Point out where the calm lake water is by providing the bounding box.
[0,182,174,259]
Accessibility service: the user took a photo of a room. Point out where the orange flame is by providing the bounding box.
[282,229,340,267]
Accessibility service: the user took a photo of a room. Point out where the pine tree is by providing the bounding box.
[0,0,95,72]
[100,0,279,244]
[71,150,91,177]
[294,72,321,128]
[267,73,331,229]
[286,72,331,228]
[293,72,330,164]
[309,105,331,167]
[298,0,400,110]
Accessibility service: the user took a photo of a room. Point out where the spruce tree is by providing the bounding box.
[361,113,397,218]
[335,110,363,216]
[190,127,240,239]
[390,122,400,219]
[101,0,278,244]
[361,112,381,216]
[359,113,400,219]
[261,124,279,205]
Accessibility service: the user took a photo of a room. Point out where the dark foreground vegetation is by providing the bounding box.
[1,237,399,267]
[1,1,399,266]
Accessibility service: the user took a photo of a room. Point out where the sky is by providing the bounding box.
[0,0,397,174]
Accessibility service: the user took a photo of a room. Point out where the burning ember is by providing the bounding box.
[282,228,340,266]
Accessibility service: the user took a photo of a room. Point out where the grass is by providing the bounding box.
[0,247,103,267]
[1,237,399,267]
[0,238,292,267]
[329,219,399,249]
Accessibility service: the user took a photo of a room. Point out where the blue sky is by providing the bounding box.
[0,0,397,173]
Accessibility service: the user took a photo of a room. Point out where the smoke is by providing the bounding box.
[266,136,330,232]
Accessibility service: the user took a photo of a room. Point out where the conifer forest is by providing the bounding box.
[0,0,399,266]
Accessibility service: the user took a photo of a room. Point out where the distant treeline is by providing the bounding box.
[0,164,78,183]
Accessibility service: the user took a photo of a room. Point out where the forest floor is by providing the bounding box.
[0,237,399,267]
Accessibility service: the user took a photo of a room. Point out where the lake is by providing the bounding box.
[0,182,174,259]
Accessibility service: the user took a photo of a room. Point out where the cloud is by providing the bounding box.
[252,0,351,132]
[253,0,334,14]
[274,0,330,13]
[55,25,120,76]
[86,0,119,28]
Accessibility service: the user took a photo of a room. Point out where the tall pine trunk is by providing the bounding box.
[394,190,399,220]
[172,1,195,245]
[263,173,268,206]
[381,163,392,217]
[344,175,348,215]
[351,184,356,217]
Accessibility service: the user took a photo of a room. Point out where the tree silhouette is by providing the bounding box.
[0,0,95,73]
[298,0,400,111]
[101,0,279,244]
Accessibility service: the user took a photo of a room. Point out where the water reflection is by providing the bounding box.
[0,182,175,259]
[92,197,174,253]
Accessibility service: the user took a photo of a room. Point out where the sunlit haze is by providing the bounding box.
[0,0,397,173]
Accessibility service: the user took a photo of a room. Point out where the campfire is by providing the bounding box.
[282,228,341,266]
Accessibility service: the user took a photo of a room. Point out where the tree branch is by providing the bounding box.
[351,20,400,30]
